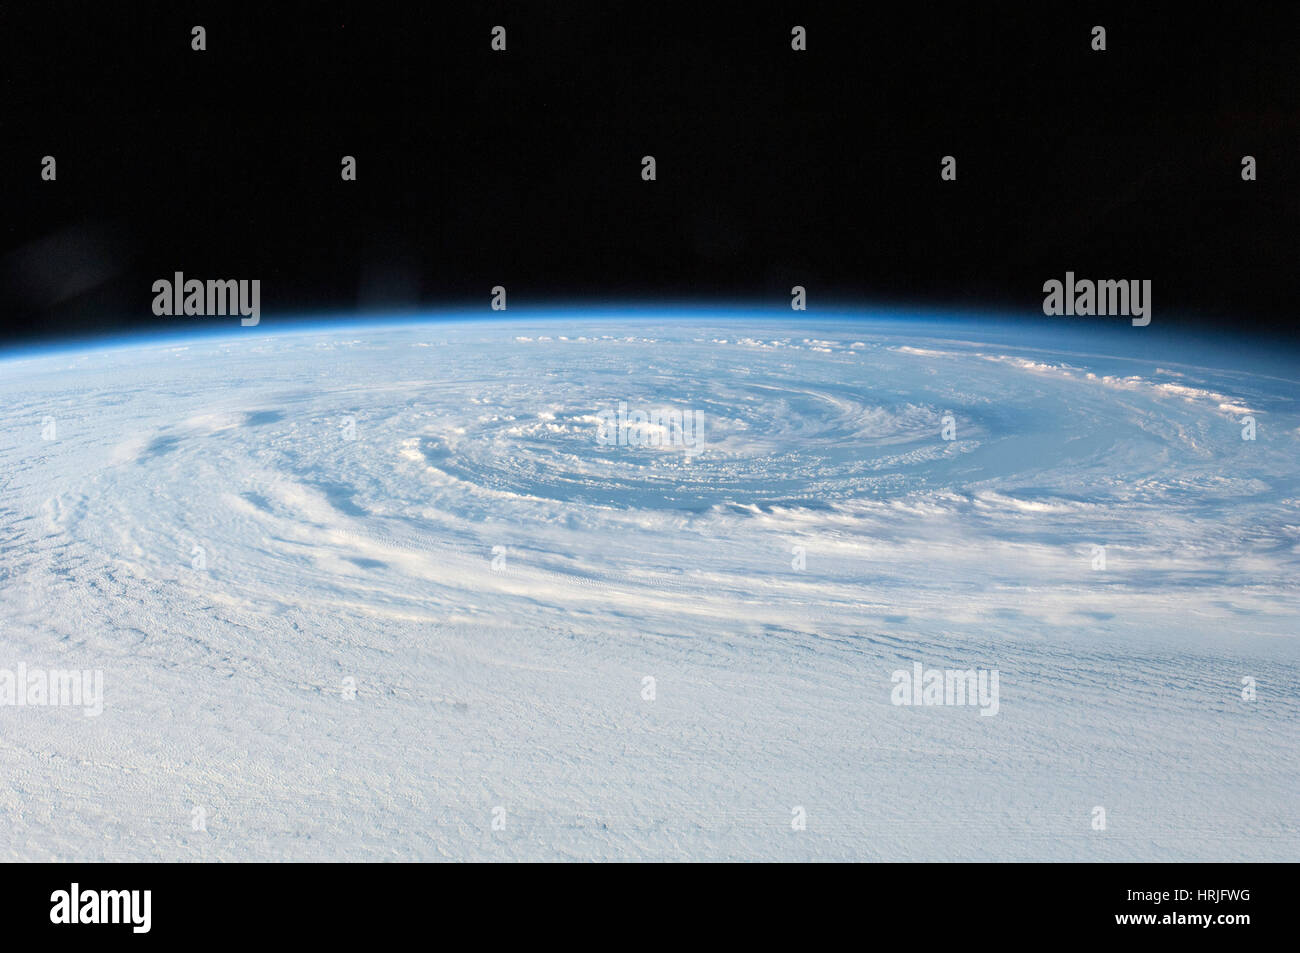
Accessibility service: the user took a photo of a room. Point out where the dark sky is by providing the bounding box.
[1,3,1297,346]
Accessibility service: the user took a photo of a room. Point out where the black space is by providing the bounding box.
[1,2,1297,346]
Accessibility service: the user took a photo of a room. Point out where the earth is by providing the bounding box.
[1,313,1296,860]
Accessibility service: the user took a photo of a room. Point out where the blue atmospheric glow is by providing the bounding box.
[3,304,1294,380]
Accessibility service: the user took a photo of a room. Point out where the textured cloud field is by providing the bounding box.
[1,316,1297,860]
